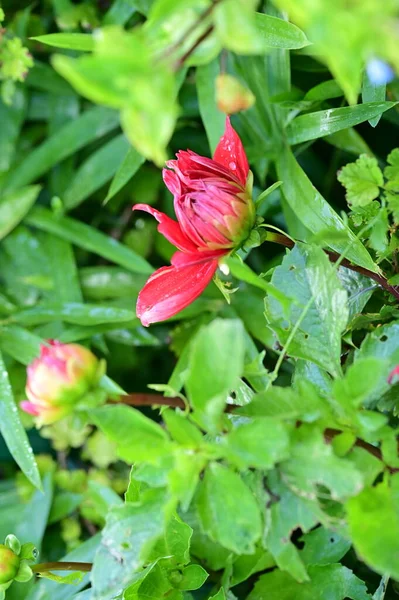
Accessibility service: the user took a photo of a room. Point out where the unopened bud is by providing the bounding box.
[0,545,20,585]
[216,74,255,115]
[21,340,105,426]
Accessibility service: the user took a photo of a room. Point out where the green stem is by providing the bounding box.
[32,562,92,574]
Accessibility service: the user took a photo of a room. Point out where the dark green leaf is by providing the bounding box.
[31,34,94,51]
[0,185,41,240]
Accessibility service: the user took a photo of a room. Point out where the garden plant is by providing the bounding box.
[1,0,399,599]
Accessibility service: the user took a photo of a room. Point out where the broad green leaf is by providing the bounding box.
[90,404,171,463]
[254,12,309,49]
[31,33,94,51]
[325,128,372,156]
[304,80,344,102]
[16,473,53,548]
[177,564,208,590]
[196,59,225,154]
[103,0,137,25]
[197,462,262,554]
[3,107,119,193]
[281,425,364,500]
[337,155,383,207]
[26,206,153,274]
[43,234,83,303]
[92,489,168,600]
[265,477,321,581]
[123,562,172,599]
[231,548,275,586]
[333,358,388,408]
[0,88,27,173]
[185,319,245,430]
[209,590,225,600]
[105,146,145,203]
[275,146,379,272]
[384,148,399,183]
[265,244,348,376]
[64,134,131,209]
[13,303,136,326]
[0,351,41,489]
[48,491,83,524]
[79,267,145,300]
[0,185,41,240]
[362,71,386,127]
[227,417,290,469]
[248,564,371,600]
[287,102,396,146]
[299,527,351,566]
[346,479,399,580]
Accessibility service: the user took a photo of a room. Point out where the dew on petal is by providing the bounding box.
[229,161,237,171]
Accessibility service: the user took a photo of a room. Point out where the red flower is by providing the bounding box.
[133,117,255,326]
[21,340,102,425]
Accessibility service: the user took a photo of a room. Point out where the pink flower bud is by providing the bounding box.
[133,116,255,326]
[21,341,102,426]
[216,74,255,115]
[0,545,19,585]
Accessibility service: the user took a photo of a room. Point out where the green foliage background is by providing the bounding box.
[1,0,399,598]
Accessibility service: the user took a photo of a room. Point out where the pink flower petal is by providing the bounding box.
[388,365,399,384]
[20,401,40,416]
[136,260,218,326]
[171,249,227,268]
[213,116,249,186]
[133,203,197,253]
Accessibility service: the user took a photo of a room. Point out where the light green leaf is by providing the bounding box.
[31,33,94,51]
[347,478,399,580]
[362,71,386,127]
[276,146,379,272]
[0,88,27,173]
[384,148,399,183]
[281,425,364,500]
[0,350,41,489]
[265,244,348,376]
[13,303,136,326]
[287,102,396,146]
[26,206,153,274]
[227,417,290,469]
[185,319,245,430]
[0,185,41,240]
[299,527,351,566]
[90,404,171,463]
[197,462,262,554]
[338,154,383,207]
[0,325,42,365]
[254,12,310,49]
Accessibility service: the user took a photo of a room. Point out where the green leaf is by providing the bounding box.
[333,358,388,408]
[0,350,41,489]
[304,80,344,102]
[362,71,386,127]
[325,128,372,156]
[253,12,310,49]
[91,489,168,600]
[197,462,262,554]
[346,478,399,580]
[38,572,84,585]
[0,88,27,173]
[43,234,83,303]
[0,185,41,240]
[26,206,153,274]
[0,325,42,365]
[16,473,53,548]
[384,147,399,183]
[299,527,351,566]
[196,59,225,154]
[90,404,171,463]
[227,417,290,469]
[275,146,379,272]
[287,102,396,146]
[248,564,371,600]
[3,107,119,193]
[31,33,94,51]
[209,590,225,600]
[177,564,208,590]
[338,154,383,207]
[185,319,245,430]
[13,303,136,326]
[48,492,83,524]
[281,425,364,500]
[105,146,145,203]
[265,244,348,376]
[64,134,131,209]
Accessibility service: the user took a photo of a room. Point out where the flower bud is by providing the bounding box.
[0,544,20,585]
[216,74,255,115]
[21,341,103,426]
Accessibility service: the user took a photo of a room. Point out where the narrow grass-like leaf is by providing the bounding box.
[105,146,145,203]
[3,107,119,193]
[0,185,41,240]
[26,206,153,274]
[197,59,225,154]
[0,351,41,489]
[31,33,94,51]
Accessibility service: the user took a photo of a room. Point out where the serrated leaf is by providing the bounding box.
[346,478,399,580]
[265,244,348,376]
[197,463,262,554]
[338,154,383,207]
[384,148,399,183]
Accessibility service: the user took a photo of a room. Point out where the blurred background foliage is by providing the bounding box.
[1,0,399,598]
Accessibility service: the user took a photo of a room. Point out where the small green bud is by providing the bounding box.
[15,562,33,583]
[5,535,20,556]
[0,544,20,584]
